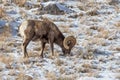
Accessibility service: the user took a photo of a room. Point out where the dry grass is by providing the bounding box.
[116,47,120,51]
[82,63,92,68]
[62,28,70,33]
[78,67,91,73]
[85,72,100,78]
[0,26,11,53]
[13,0,26,7]
[28,51,40,57]
[115,74,120,80]
[45,72,56,80]
[55,59,64,66]
[33,45,49,52]
[59,67,65,74]
[77,62,100,74]
[78,3,85,11]
[114,22,120,27]
[109,0,120,5]
[56,75,76,80]
[0,25,11,41]
[22,58,31,64]
[79,0,99,11]
[97,30,109,39]
[8,70,18,76]
[16,72,33,80]
[109,45,120,51]
[0,7,5,18]
[0,54,14,64]
[88,37,107,46]
[86,9,98,16]
[82,52,94,59]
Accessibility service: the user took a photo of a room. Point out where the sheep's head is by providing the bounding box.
[62,36,76,55]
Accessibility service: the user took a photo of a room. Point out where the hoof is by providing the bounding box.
[59,54,64,56]
[70,53,73,56]
[39,55,44,58]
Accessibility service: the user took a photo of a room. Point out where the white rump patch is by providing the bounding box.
[19,20,28,37]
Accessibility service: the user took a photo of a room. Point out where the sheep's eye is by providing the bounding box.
[67,41,71,45]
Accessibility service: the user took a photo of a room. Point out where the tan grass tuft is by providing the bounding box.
[45,72,56,80]
[114,22,120,27]
[86,9,98,16]
[0,54,14,64]
[13,0,26,7]
[116,74,120,80]
[55,59,64,66]
[16,72,33,80]
[82,63,92,69]
[59,67,65,74]
[0,7,5,18]
[28,51,39,57]
[57,75,76,80]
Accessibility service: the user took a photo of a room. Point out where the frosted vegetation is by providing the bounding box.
[0,0,120,80]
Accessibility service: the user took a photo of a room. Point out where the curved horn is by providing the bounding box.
[63,36,76,49]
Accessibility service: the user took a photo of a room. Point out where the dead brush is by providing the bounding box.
[86,8,98,16]
[109,0,120,5]
[0,7,5,18]
[57,75,76,80]
[94,30,109,39]
[114,21,120,27]
[82,63,92,69]
[82,52,94,59]
[0,7,12,20]
[116,47,120,51]
[86,72,100,78]
[13,0,26,7]
[80,42,95,59]
[62,27,70,33]
[19,10,27,19]
[59,67,65,74]
[8,70,18,76]
[0,54,14,64]
[27,51,39,57]
[2,0,11,5]
[55,59,64,66]
[115,74,120,80]
[88,37,107,46]
[45,72,56,80]
[0,25,11,50]
[79,0,98,10]
[78,67,91,73]
[16,72,33,80]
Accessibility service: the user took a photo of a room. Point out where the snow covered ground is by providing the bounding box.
[0,0,120,80]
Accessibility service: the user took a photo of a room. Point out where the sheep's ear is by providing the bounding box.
[63,36,76,49]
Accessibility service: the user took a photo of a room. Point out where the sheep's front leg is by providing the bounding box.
[49,32,54,56]
[50,41,54,56]
[40,41,46,58]
[49,39,54,56]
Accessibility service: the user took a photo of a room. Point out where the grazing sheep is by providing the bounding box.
[19,19,76,58]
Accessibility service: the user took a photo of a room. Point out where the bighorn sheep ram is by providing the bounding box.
[19,19,76,58]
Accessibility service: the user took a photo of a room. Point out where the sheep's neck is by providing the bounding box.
[55,36,65,48]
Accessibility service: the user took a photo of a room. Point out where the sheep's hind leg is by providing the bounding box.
[22,38,31,58]
[22,35,34,58]
[40,41,46,58]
